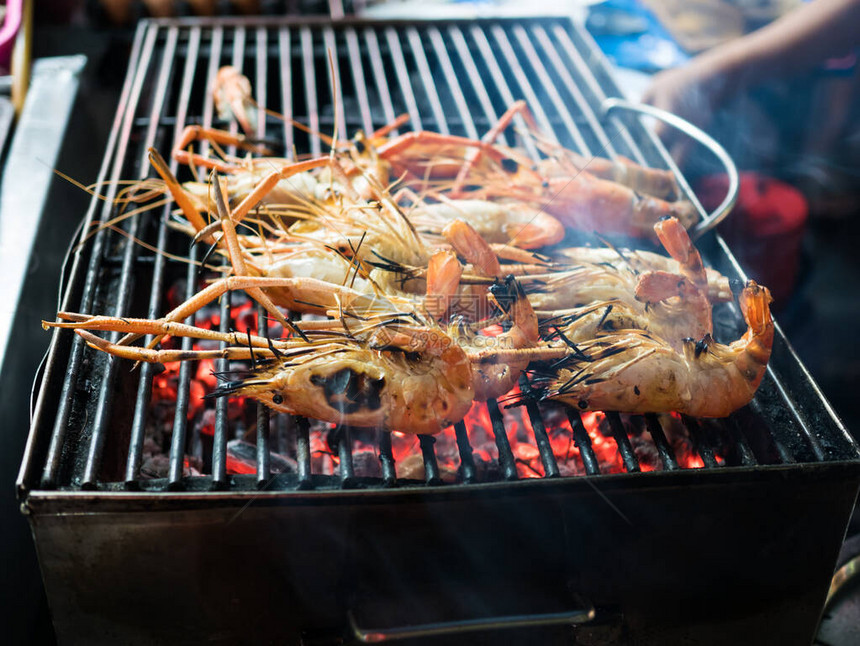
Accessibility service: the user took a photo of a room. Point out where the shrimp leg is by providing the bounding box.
[172,126,271,173]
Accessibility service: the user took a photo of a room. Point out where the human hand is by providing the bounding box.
[641,56,736,164]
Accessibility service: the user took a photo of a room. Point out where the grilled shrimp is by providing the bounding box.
[366,101,698,237]
[45,273,544,433]
[212,66,257,135]
[525,217,719,347]
[149,155,506,327]
[455,167,698,239]
[218,325,475,434]
[404,198,564,250]
[542,283,710,355]
[180,159,345,207]
[534,152,680,201]
[440,101,697,236]
[45,276,544,433]
[47,314,475,435]
[536,281,774,417]
[456,275,542,401]
[552,246,732,304]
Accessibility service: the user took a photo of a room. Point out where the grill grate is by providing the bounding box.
[22,16,860,496]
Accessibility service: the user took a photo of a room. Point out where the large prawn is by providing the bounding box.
[524,217,726,349]
[368,101,699,238]
[151,145,554,327]
[44,275,548,434]
[533,281,774,417]
[196,68,683,242]
[47,313,475,435]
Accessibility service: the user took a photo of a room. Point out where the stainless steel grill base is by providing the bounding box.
[28,467,860,645]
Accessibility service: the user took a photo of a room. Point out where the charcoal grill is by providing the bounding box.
[18,15,860,645]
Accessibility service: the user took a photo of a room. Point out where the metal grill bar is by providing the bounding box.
[165,23,221,485]
[520,376,560,477]
[454,421,477,483]
[644,413,679,471]
[301,26,322,156]
[566,409,600,475]
[255,26,268,141]
[324,27,347,139]
[210,26,248,486]
[726,418,758,467]
[40,24,152,489]
[344,27,374,136]
[510,25,589,155]
[84,24,170,487]
[764,365,827,461]
[129,26,200,486]
[427,27,479,140]
[530,25,614,158]
[559,23,715,233]
[256,408,272,486]
[682,415,720,469]
[254,30,271,487]
[405,28,449,135]
[337,427,356,487]
[27,17,860,497]
[212,292,231,487]
[524,399,560,478]
[488,398,518,481]
[256,305,272,486]
[447,26,503,143]
[606,412,640,473]
[295,416,313,489]
[231,26,247,108]
[385,27,424,131]
[364,27,400,136]
[207,27,225,147]
[278,27,295,154]
[470,25,539,160]
[378,431,397,486]
[550,25,647,167]
[419,435,442,485]
[168,244,201,488]
[489,25,559,146]
[749,382,814,462]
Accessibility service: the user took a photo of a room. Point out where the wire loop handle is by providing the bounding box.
[602,98,739,238]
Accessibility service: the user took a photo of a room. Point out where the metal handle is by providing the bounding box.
[348,601,596,643]
[602,98,739,238]
[825,553,860,610]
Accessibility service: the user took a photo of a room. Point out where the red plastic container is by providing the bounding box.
[698,172,808,304]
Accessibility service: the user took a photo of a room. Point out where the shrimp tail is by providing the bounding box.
[734,281,774,386]
[654,216,707,291]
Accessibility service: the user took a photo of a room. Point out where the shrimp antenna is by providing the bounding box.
[327,48,340,156]
[596,304,614,332]
[197,240,222,277]
[345,230,368,289]
[594,233,632,266]
[551,326,591,361]
[266,335,285,359]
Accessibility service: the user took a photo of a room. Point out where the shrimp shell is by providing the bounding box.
[538,282,774,417]
[218,334,475,435]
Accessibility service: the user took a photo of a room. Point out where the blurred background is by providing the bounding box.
[1,1,858,644]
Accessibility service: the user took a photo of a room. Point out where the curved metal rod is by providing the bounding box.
[349,601,596,642]
[602,98,739,238]
[825,553,860,610]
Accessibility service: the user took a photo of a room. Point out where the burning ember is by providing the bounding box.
[140,280,718,482]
